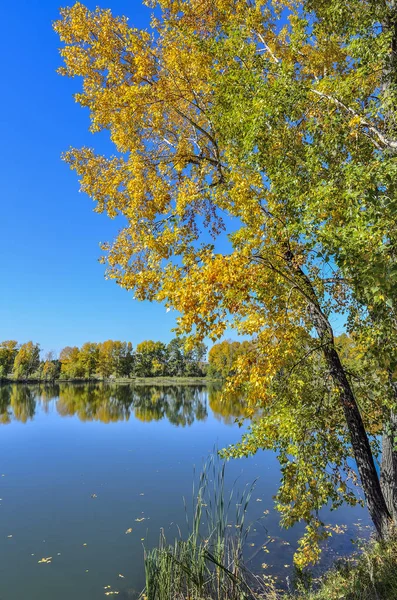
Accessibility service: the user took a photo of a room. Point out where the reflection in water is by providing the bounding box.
[209,388,251,424]
[0,383,250,426]
[0,384,36,424]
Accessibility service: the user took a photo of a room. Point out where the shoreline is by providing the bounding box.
[0,376,220,385]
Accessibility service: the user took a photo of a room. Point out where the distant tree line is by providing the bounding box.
[0,338,256,381]
[0,338,209,380]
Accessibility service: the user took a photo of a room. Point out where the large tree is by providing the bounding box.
[55,0,397,565]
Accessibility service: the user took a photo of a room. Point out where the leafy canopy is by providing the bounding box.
[55,0,397,565]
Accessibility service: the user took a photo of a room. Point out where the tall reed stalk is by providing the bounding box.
[141,455,274,600]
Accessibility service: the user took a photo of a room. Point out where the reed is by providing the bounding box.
[141,455,273,600]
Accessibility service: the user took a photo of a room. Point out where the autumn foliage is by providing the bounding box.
[55,0,397,565]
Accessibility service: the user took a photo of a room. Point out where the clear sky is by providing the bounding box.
[0,0,189,355]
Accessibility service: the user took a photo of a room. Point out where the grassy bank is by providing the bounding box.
[0,376,218,385]
[295,538,397,600]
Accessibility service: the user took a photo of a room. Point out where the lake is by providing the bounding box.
[0,383,370,600]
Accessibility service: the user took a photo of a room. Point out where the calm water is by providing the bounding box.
[0,383,370,600]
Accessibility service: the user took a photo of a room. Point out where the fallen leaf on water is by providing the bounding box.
[141,538,145,541]
[135,518,145,522]
[263,510,270,515]
[125,528,133,534]
[38,557,52,564]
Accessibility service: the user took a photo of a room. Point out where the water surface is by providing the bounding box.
[0,383,370,600]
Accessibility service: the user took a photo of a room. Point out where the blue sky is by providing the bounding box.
[0,0,190,355]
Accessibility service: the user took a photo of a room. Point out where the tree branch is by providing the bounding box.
[311,89,397,152]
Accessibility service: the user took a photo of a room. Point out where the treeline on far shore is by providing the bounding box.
[0,338,251,382]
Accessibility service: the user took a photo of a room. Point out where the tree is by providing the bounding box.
[208,341,251,379]
[97,340,134,378]
[97,340,117,378]
[112,341,131,377]
[135,341,167,377]
[166,338,186,377]
[59,346,83,378]
[13,342,40,379]
[167,337,207,376]
[0,341,18,377]
[42,351,61,381]
[184,339,207,376]
[55,0,397,564]
[79,342,99,378]
[121,341,135,377]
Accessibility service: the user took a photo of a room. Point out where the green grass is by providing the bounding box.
[128,376,216,385]
[295,538,397,600]
[1,376,216,385]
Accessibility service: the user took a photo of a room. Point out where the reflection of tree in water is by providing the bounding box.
[0,386,11,424]
[56,384,208,426]
[0,383,249,426]
[0,384,209,426]
[208,386,250,425]
[57,383,133,423]
[133,386,208,426]
[0,385,36,424]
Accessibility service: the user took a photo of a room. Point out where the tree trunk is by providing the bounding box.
[287,254,393,538]
[380,376,397,522]
[321,343,392,539]
[378,0,397,528]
